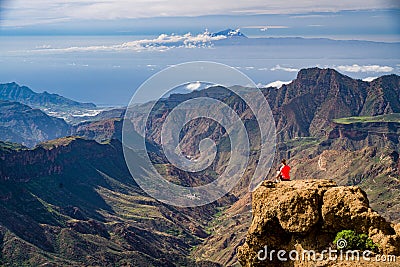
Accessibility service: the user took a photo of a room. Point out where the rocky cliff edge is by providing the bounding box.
[237,180,400,266]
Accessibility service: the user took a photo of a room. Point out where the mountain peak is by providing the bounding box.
[296,67,341,78]
[211,28,247,38]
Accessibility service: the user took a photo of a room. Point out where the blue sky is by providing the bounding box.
[1,0,399,41]
[1,0,399,23]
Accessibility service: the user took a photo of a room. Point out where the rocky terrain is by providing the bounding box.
[264,69,400,141]
[237,180,400,267]
[192,69,400,265]
[0,137,230,266]
[0,100,70,147]
[0,68,399,266]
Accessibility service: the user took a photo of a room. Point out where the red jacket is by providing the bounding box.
[280,165,291,180]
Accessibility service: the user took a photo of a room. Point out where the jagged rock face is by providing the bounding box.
[264,69,400,142]
[237,180,400,267]
[269,68,368,140]
[327,121,400,150]
[361,75,400,116]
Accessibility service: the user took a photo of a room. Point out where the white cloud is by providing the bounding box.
[263,80,292,88]
[337,64,394,73]
[270,65,299,72]
[362,76,378,82]
[186,82,202,91]
[29,31,226,53]
[2,0,398,27]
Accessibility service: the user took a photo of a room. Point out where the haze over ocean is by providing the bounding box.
[1,4,399,105]
[1,33,399,105]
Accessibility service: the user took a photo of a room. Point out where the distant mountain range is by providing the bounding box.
[1,67,400,147]
[0,67,399,265]
[0,100,70,147]
[0,82,96,110]
[211,28,247,38]
[0,82,111,136]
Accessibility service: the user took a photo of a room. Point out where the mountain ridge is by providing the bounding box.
[1,67,400,266]
[0,82,96,109]
[0,100,70,147]
[0,137,230,266]
[262,68,400,141]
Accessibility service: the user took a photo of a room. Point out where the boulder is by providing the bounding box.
[237,180,400,266]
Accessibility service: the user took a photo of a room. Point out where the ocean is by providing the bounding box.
[1,34,399,106]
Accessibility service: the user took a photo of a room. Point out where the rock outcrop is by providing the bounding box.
[237,180,400,266]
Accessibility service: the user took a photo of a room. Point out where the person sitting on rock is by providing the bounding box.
[275,159,291,182]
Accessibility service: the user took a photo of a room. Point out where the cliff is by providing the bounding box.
[327,120,400,151]
[72,118,123,143]
[237,180,400,267]
[0,137,122,182]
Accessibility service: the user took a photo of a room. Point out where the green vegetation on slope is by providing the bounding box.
[333,113,400,125]
[0,139,215,266]
[0,141,27,151]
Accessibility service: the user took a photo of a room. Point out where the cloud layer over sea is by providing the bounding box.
[1,33,399,105]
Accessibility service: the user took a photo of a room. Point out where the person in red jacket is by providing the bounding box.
[275,159,291,182]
